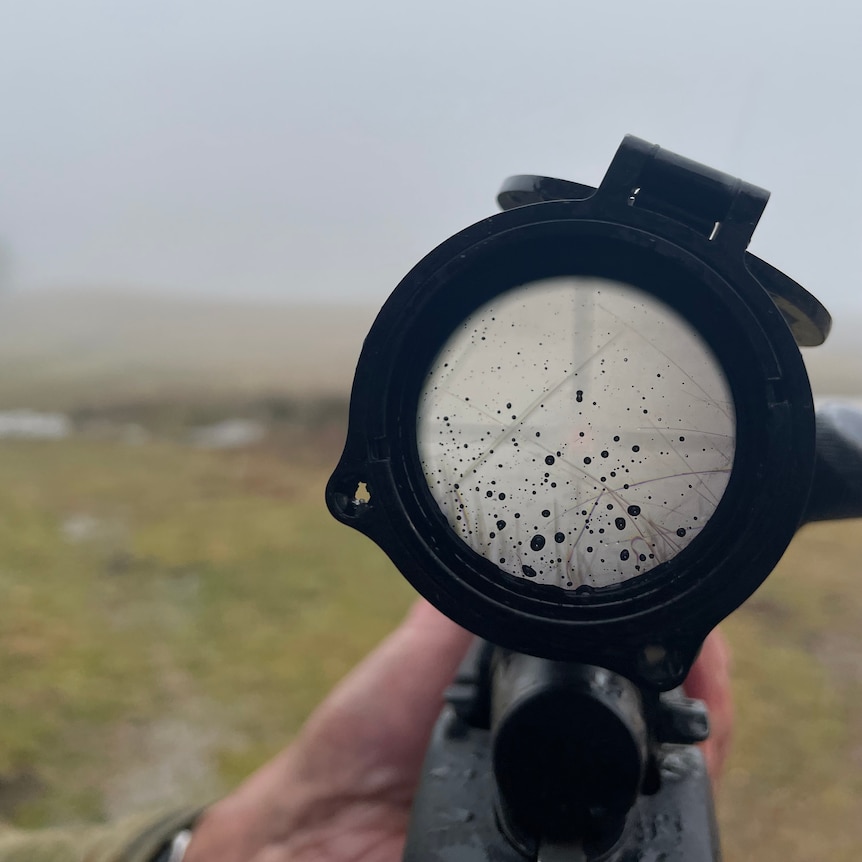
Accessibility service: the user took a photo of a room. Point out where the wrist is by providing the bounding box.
[181,797,260,862]
[181,753,316,862]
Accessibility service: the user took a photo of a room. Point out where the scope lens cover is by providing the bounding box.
[328,137,823,684]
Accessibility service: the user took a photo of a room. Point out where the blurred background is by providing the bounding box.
[0,1,860,858]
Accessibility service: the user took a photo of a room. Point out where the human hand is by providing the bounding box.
[185,602,732,862]
[184,600,472,862]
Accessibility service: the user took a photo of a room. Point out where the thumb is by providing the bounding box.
[684,627,733,785]
[292,599,475,796]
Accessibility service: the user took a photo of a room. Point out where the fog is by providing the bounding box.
[1,0,861,317]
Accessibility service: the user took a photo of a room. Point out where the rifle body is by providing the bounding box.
[404,645,721,861]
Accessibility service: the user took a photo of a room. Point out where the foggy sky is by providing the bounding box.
[2,0,861,316]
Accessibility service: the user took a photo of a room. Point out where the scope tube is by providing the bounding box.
[804,403,862,522]
[490,652,648,853]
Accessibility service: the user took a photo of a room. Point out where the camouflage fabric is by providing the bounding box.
[0,805,204,862]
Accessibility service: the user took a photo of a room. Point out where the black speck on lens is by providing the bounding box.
[530,535,546,552]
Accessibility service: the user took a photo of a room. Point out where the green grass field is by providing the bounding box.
[0,292,859,859]
[0,423,415,824]
[0,416,859,859]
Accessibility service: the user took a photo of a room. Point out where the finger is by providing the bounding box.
[683,627,733,785]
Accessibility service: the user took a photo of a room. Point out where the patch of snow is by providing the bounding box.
[0,409,71,439]
[189,418,266,449]
[61,514,104,543]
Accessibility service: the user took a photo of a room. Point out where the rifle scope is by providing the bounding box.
[327,135,832,690]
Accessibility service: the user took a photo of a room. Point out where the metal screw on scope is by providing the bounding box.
[656,694,710,745]
[637,644,687,687]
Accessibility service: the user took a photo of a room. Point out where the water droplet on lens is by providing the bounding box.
[541,509,551,518]
[554,532,565,543]
[496,519,506,530]
[677,527,687,537]
[530,535,546,551]
[627,505,641,516]
[545,455,555,465]
[620,549,630,561]
[522,565,537,578]
[576,390,584,403]
[601,450,609,458]
[615,517,626,530]
[632,445,640,452]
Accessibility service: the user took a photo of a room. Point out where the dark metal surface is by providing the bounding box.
[490,654,647,848]
[805,402,862,522]
[403,651,721,861]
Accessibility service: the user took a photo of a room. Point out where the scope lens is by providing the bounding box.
[416,277,736,590]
